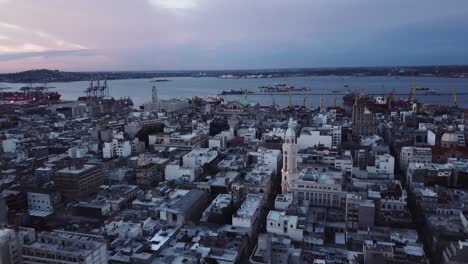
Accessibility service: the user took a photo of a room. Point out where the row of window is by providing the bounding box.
[297,185,339,191]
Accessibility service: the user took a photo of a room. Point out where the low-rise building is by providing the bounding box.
[232,193,264,237]
[54,164,104,200]
[345,193,375,230]
[400,147,432,173]
[266,210,304,242]
[291,168,342,207]
[22,230,107,264]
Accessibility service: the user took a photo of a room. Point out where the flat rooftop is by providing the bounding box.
[234,194,263,219]
[298,168,340,185]
[57,164,96,174]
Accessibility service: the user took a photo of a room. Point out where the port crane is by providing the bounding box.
[452,88,457,107]
[0,85,13,101]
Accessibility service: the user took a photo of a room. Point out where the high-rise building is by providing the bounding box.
[352,102,377,138]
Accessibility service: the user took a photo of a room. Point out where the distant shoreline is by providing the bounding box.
[1,66,468,83]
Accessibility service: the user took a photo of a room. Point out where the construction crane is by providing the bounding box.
[319,95,324,112]
[452,88,457,107]
[409,74,417,102]
[243,90,249,99]
[0,85,13,101]
[270,93,276,107]
[354,89,359,108]
[387,88,395,110]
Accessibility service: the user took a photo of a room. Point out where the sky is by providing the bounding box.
[0,0,468,72]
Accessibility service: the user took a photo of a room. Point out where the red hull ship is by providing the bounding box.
[0,86,61,103]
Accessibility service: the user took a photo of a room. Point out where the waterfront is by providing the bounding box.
[4,75,468,107]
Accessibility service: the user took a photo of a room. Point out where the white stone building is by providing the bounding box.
[249,147,282,175]
[182,148,218,168]
[266,210,304,242]
[232,193,264,237]
[297,127,332,149]
[400,147,432,172]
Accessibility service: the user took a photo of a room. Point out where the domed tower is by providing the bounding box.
[282,118,298,194]
[441,126,460,148]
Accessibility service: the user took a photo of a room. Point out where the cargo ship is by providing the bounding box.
[258,84,309,93]
[0,85,61,104]
[219,89,250,95]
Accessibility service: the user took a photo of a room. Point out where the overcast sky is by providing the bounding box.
[0,0,468,72]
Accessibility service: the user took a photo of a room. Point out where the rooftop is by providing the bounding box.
[234,194,263,219]
[57,164,96,174]
[298,168,340,185]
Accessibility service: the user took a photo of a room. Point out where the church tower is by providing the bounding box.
[281,118,298,194]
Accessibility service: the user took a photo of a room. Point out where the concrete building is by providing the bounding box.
[406,163,453,187]
[159,189,208,225]
[297,125,342,149]
[143,86,190,113]
[442,240,468,264]
[54,164,104,200]
[22,230,107,264]
[352,103,377,138]
[182,148,218,168]
[266,210,304,242]
[209,130,234,150]
[0,228,22,264]
[292,168,342,206]
[249,147,282,175]
[345,193,375,230]
[261,127,286,140]
[274,193,294,211]
[68,146,88,159]
[2,138,18,153]
[27,191,61,217]
[201,193,233,223]
[164,162,200,182]
[232,193,264,237]
[335,151,353,175]
[250,234,302,264]
[149,130,208,150]
[238,127,257,141]
[136,157,162,187]
[366,154,395,177]
[400,147,432,172]
[103,135,132,159]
